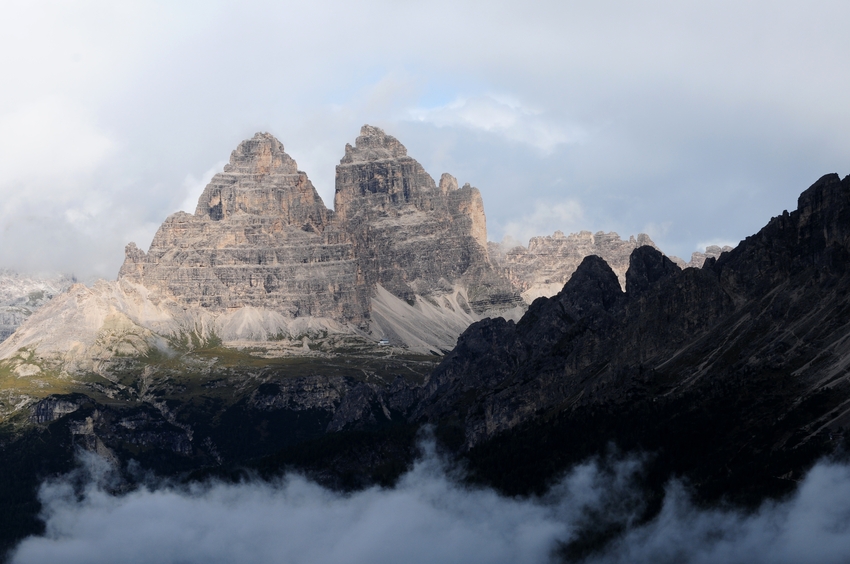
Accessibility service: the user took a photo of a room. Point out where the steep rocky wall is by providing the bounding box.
[119,133,370,325]
[117,127,522,336]
[416,173,850,454]
[333,125,521,312]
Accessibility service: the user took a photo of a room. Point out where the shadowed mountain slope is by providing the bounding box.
[413,173,850,502]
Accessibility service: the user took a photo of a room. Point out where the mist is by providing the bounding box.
[3,1,850,277]
[10,441,850,564]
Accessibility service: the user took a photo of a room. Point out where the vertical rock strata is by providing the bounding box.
[118,126,521,335]
[334,126,519,312]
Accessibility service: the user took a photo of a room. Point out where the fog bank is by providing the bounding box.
[11,444,850,564]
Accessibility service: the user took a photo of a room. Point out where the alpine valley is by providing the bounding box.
[1,126,849,560]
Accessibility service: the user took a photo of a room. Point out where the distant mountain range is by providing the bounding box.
[0,126,662,363]
[2,126,846,560]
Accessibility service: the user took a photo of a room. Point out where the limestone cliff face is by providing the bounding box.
[119,133,369,324]
[333,125,520,312]
[489,230,658,302]
[194,133,330,230]
[113,126,521,351]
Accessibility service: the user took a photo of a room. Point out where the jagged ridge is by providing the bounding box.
[408,172,850,501]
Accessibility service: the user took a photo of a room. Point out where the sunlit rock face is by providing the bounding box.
[334,125,520,313]
[115,126,521,348]
[119,132,370,324]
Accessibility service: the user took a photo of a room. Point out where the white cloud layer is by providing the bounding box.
[501,199,586,246]
[1,0,850,276]
[588,463,850,564]
[10,444,850,564]
[408,95,583,154]
[0,98,113,188]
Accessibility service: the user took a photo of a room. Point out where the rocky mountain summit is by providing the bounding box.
[120,132,370,324]
[121,126,518,324]
[335,126,516,312]
[117,126,523,344]
[488,233,733,303]
[2,126,527,370]
[681,243,734,268]
[411,172,850,503]
[0,123,847,558]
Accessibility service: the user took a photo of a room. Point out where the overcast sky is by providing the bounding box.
[2,0,849,279]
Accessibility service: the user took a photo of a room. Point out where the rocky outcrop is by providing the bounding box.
[119,133,370,325]
[625,244,681,297]
[411,173,850,504]
[29,395,85,424]
[687,244,734,268]
[489,230,658,302]
[111,126,523,356]
[334,125,519,312]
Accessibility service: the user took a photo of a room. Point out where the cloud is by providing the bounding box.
[2,1,850,276]
[501,199,586,246]
[12,439,850,564]
[0,97,113,195]
[408,95,584,154]
[10,441,593,564]
[588,463,850,564]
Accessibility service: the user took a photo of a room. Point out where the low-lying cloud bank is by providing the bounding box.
[10,443,850,564]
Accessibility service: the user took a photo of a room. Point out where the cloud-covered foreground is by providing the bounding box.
[10,444,850,564]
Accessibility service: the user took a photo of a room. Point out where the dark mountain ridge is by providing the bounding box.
[2,172,850,559]
[413,172,850,503]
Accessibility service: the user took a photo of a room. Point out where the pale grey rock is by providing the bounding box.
[334,125,520,312]
[0,269,74,342]
[119,132,370,325]
[118,126,521,346]
[688,244,734,268]
[489,230,659,302]
[0,278,352,373]
[30,396,85,423]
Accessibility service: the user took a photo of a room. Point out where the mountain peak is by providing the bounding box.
[340,125,408,164]
[222,132,298,176]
